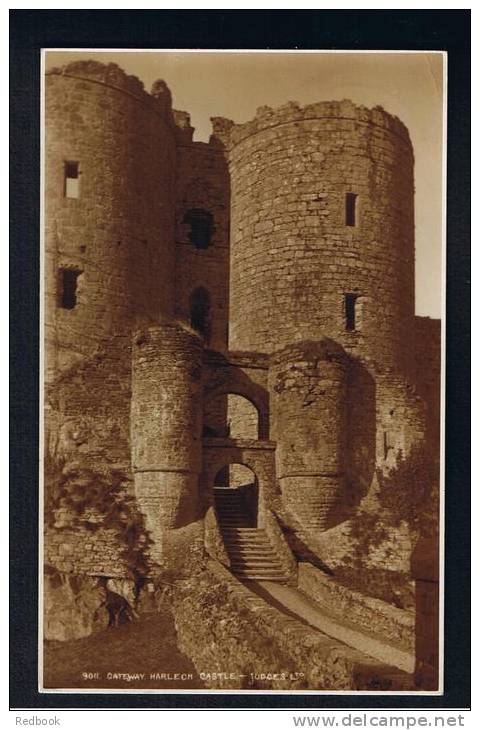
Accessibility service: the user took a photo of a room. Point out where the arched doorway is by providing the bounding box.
[213,462,258,528]
[189,286,211,342]
[203,392,260,439]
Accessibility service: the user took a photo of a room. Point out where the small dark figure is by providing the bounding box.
[106,589,137,627]
[98,578,138,628]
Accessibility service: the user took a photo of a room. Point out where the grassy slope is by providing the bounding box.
[43,608,205,690]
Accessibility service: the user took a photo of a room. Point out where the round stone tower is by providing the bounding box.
[219,100,415,374]
[131,322,204,564]
[44,61,177,379]
[268,339,348,530]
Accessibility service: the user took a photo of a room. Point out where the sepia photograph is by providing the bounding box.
[40,49,444,695]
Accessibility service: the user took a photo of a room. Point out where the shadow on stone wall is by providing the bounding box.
[343,358,376,521]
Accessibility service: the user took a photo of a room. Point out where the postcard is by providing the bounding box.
[39,49,444,696]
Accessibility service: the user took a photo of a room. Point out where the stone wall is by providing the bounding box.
[45,347,132,469]
[375,374,427,473]
[411,536,440,690]
[174,131,230,351]
[43,455,153,581]
[414,316,441,448]
[44,342,150,581]
[173,561,411,690]
[43,570,110,641]
[345,357,376,511]
[215,100,415,374]
[297,564,414,656]
[45,525,128,578]
[45,62,177,381]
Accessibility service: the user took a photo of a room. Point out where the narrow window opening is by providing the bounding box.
[345,192,357,227]
[189,286,211,342]
[64,161,80,198]
[59,268,82,309]
[183,209,213,249]
[383,431,389,460]
[345,293,358,331]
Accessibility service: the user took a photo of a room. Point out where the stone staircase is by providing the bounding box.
[214,487,289,582]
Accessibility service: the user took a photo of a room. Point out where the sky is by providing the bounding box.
[45,50,444,319]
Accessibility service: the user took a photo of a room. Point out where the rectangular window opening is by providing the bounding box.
[345,192,357,227]
[345,293,358,331]
[64,161,80,198]
[59,268,82,309]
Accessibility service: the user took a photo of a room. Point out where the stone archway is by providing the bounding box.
[202,439,277,522]
[213,462,258,528]
[204,392,261,440]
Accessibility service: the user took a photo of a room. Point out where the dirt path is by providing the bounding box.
[43,610,205,690]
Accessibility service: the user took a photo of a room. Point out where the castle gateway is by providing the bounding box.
[43,60,440,692]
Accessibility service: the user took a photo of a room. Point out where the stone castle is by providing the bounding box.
[43,60,440,690]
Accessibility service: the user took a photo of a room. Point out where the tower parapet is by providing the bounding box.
[213,100,412,150]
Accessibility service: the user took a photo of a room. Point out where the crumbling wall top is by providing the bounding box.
[46,60,183,135]
[47,61,148,100]
[211,99,412,151]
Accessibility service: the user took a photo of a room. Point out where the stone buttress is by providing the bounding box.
[268,339,348,529]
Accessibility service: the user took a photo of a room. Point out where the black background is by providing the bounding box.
[10,9,471,711]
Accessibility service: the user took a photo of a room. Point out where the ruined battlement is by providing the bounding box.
[46,61,177,130]
[211,98,412,152]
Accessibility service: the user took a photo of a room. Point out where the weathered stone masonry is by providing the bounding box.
[44,61,440,629]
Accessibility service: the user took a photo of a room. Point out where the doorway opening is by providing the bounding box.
[213,462,258,527]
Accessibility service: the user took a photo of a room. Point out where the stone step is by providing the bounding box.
[229,555,277,562]
[220,523,289,583]
[230,555,283,562]
[217,509,251,523]
[232,571,289,582]
[230,558,283,573]
[223,536,270,543]
[220,518,253,522]
[219,511,253,517]
[222,537,268,545]
[222,529,267,534]
[216,511,250,517]
[227,546,276,554]
[218,519,252,524]
[216,509,251,515]
[222,528,266,534]
[225,538,272,546]
[215,494,244,500]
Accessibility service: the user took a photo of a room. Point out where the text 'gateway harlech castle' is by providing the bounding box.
[44,61,440,690]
